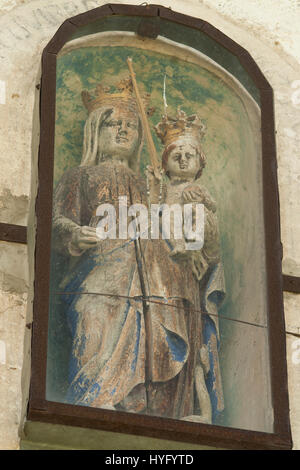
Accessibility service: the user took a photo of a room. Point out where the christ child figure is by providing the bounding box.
[145,109,223,424]
[147,109,220,278]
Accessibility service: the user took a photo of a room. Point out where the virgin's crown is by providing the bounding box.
[154,108,206,147]
[82,78,143,114]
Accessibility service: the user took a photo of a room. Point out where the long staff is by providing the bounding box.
[127,57,161,178]
[127,57,157,411]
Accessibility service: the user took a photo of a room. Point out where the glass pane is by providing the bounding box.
[47,18,273,433]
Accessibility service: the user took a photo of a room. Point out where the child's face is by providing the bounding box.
[166,139,201,180]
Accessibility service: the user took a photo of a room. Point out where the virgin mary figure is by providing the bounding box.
[50,78,225,423]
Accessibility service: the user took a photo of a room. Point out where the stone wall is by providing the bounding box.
[0,0,299,449]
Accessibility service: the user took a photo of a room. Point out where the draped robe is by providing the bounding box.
[51,160,224,419]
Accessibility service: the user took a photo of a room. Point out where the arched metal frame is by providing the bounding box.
[28,4,292,450]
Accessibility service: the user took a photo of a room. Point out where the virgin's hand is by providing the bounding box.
[71,226,99,251]
[146,165,163,182]
[145,166,164,204]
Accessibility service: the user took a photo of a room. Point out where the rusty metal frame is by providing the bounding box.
[0,223,27,244]
[283,275,300,294]
[28,3,293,450]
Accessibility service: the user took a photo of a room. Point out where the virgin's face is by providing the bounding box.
[98,108,139,163]
[166,139,201,180]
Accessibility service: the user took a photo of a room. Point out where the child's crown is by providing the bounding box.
[154,108,206,147]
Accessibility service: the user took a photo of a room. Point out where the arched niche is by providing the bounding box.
[29,4,291,450]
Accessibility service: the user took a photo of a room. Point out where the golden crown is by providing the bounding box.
[82,77,150,114]
[154,108,206,147]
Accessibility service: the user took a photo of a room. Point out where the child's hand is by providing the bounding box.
[182,184,216,212]
[182,184,206,203]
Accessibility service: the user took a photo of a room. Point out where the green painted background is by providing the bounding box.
[54,45,241,185]
[69,16,260,105]
[49,43,271,432]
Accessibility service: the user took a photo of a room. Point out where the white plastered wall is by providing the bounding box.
[0,0,299,449]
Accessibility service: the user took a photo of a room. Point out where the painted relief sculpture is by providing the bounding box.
[52,70,225,422]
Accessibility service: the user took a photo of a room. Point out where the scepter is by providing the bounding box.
[126,57,157,411]
[127,57,161,179]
